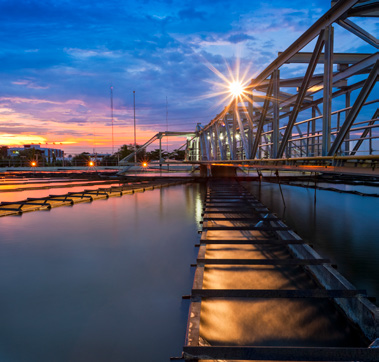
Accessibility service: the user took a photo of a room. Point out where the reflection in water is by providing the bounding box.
[0,184,203,362]
[195,192,204,227]
[243,181,379,302]
[200,234,365,348]
[200,298,363,347]
[0,181,103,190]
[0,183,124,203]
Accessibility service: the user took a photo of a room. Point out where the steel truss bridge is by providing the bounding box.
[183,0,379,176]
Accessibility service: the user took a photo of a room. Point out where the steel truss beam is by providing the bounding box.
[322,26,334,155]
[224,116,234,159]
[187,0,378,169]
[277,32,325,158]
[328,60,379,156]
[278,53,378,110]
[215,123,226,160]
[337,19,379,48]
[350,109,379,155]
[251,76,274,158]
[278,51,374,64]
[198,0,358,136]
[249,0,359,89]
[255,75,347,89]
[346,1,379,18]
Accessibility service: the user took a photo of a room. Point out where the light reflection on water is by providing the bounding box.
[0,183,204,362]
[0,183,124,203]
[243,181,379,302]
[0,181,108,190]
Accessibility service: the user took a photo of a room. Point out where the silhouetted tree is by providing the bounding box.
[18,148,44,166]
[146,148,169,161]
[115,144,145,161]
[169,149,186,160]
[72,152,90,166]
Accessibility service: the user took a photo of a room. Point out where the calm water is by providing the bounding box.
[1,179,378,362]
[0,183,124,202]
[0,184,204,362]
[243,181,379,302]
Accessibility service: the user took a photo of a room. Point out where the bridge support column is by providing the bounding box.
[200,165,237,177]
[322,25,334,156]
[159,134,162,169]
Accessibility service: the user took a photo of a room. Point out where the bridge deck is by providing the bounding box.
[179,180,378,361]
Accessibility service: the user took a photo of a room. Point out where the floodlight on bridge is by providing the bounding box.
[229,81,244,98]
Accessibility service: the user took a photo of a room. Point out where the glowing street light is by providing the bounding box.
[89,161,94,167]
[142,162,148,168]
[31,161,36,167]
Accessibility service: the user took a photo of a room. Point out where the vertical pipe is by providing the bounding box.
[272,69,280,158]
[159,135,162,169]
[214,126,219,159]
[311,107,316,156]
[345,91,351,155]
[215,123,225,160]
[225,117,234,159]
[209,128,216,160]
[235,112,249,159]
[322,25,334,156]
[204,132,211,161]
[337,112,340,131]
[306,120,310,156]
[232,100,237,159]
[248,91,254,158]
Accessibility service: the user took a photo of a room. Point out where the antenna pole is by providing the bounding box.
[133,91,137,163]
[166,96,168,153]
[111,86,114,155]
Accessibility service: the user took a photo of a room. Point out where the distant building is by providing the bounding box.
[0,146,8,158]
[7,144,64,162]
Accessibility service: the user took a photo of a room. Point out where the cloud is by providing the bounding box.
[65,117,88,124]
[0,97,86,107]
[0,107,14,114]
[64,48,122,59]
[0,0,376,154]
[12,79,49,89]
[227,33,256,44]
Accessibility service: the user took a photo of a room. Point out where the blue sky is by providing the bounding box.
[0,0,376,154]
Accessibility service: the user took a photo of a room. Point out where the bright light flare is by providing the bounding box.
[31,161,36,167]
[89,161,94,167]
[229,81,244,98]
[199,57,255,114]
[142,162,148,168]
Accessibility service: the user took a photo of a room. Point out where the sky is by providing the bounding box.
[0,0,377,155]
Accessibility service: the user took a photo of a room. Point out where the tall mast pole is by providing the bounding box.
[133,90,137,163]
[166,96,168,153]
[110,85,114,155]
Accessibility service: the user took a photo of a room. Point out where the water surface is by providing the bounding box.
[0,184,204,361]
[243,181,379,302]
